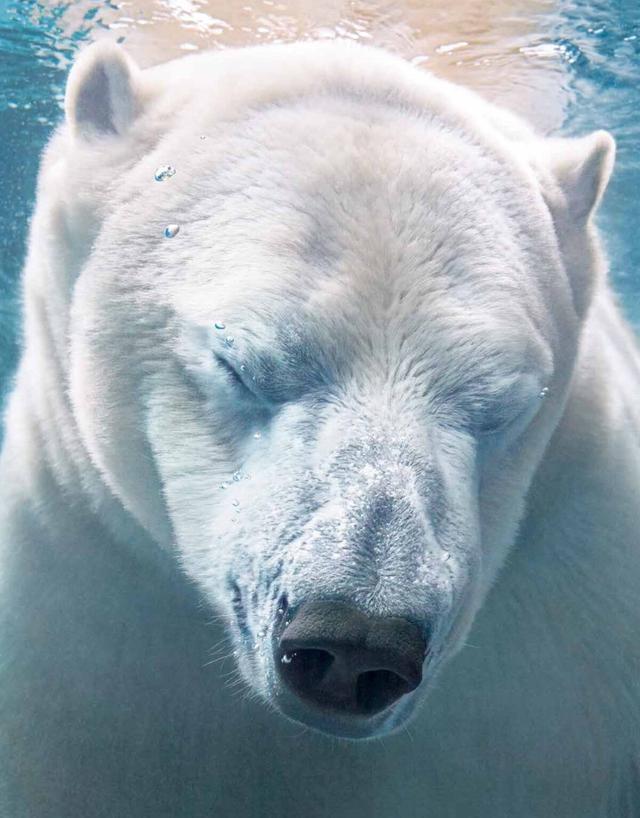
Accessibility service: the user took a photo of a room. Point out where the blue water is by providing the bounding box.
[556,0,640,321]
[0,0,93,408]
[0,0,638,421]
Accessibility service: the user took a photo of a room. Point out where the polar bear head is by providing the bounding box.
[39,40,613,739]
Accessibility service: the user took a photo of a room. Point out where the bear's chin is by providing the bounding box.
[271,688,419,741]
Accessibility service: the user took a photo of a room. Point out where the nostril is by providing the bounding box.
[280,648,334,692]
[356,669,411,715]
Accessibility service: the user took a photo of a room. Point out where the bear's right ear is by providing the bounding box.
[65,41,142,139]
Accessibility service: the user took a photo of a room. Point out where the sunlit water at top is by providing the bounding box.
[0,0,638,409]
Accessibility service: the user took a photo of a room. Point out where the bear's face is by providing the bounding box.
[59,43,612,738]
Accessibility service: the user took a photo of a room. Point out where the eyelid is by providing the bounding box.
[213,354,278,412]
[460,370,546,435]
[478,387,544,437]
[477,404,527,435]
[215,354,251,392]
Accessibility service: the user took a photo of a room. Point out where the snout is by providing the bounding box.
[274,600,428,723]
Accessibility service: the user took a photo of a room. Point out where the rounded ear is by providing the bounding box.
[544,130,616,224]
[527,130,615,319]
[65,41,142,139]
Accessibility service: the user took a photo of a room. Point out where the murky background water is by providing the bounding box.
[0,0,638,412]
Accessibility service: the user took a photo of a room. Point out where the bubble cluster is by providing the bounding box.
[154,165,176,182]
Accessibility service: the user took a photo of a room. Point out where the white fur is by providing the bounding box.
[1,40,638,816]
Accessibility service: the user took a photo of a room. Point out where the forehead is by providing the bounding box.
[143,94,560,367]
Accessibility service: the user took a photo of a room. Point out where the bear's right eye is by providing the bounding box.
[215,354,251,394]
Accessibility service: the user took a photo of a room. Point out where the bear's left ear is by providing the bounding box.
[543,130,615,224]
[65,41,143,139]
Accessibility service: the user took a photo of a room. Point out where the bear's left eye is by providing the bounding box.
[475,404,531,436]
[462,374,547,439]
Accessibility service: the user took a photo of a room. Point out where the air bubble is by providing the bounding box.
[281,653,295,664]
[154,165,176,182]
[239,364,246,372]
[163,224,180,238]
[232,471,243,482]
[224,335,235,348]
[539,386,550,399]
[253,431,262,440]
[219,482,229,490]
[232,499,240,507]
[214,321,226,330]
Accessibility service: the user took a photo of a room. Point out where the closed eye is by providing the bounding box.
[446,371,547,439]
[475,403,530,436]
[471,382,546,439]
[215,354,251,393]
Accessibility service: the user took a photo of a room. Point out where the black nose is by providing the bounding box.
[275,600,427,716]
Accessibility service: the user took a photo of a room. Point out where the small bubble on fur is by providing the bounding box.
[163,223,180,238]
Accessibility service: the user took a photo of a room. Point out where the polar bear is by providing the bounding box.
[1,38,639,818]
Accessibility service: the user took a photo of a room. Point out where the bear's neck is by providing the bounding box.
[0,337,158,557]
[525,286,640,533]
[505,285,640,675]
